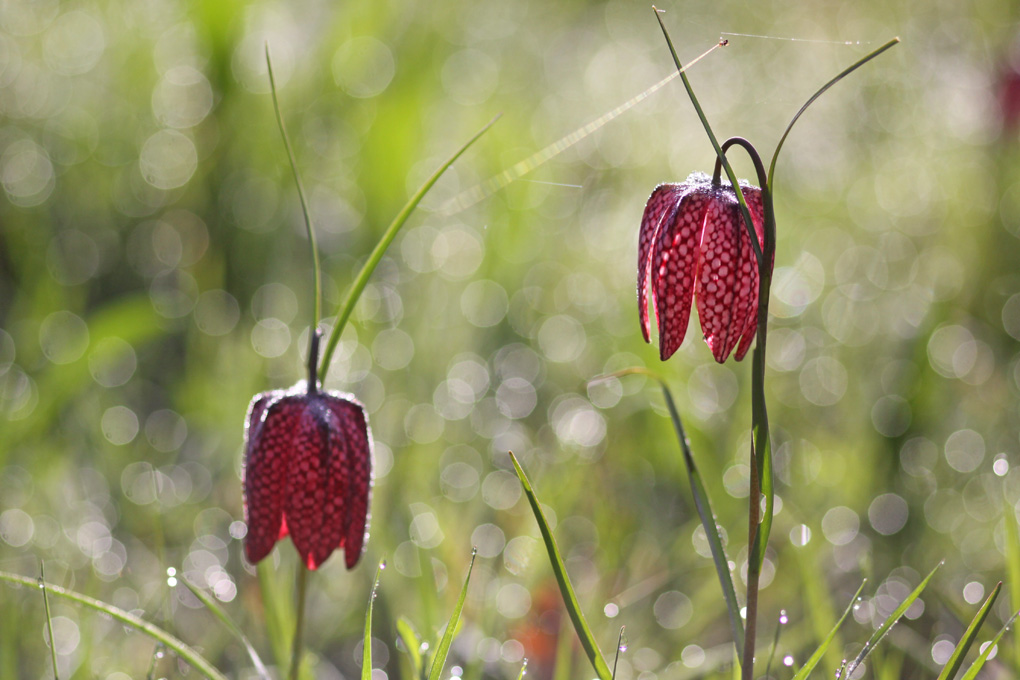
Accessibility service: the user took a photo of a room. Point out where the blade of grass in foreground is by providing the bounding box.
[318,115,499,382]
[181,576,270,680]
[589,368,743,656]
[659,382,745,655]
[840,562,942,679]
[40,562,59,680]
[959,607,1020,680]
[509,452,612,680]
[426,549,477,680]
[397,617,425,680]
[0,571,227,680]
[1004,504,1020,666]
[257,562,293,671]
[363,563,385,680]
[791,580,867,680]
[935,581,1001,680]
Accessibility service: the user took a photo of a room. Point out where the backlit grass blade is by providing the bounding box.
[363,563,385,680]
[319,116,499,382]
[509,452,613,680]
[0,570,227,680]
[181,576,270,680]
[659,383,744,654]
[791,580,867,680]
[936,581,1001,680]
[516,660,529,680]
[841,562,942,679]
[39,562,59,680]
[1004,504,1020,665]
[426,549,477,680]
[257,562,293,671]
[959,608,1020,680]
[397,617,424,680]
[590,368,743,655]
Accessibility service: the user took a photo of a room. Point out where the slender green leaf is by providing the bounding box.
[265,43,321,331]
[39,562,59,680]
[509,452,613,680]
[426,549,477,680]
[959,608,1020,680]
[652,8,762,267]
[791,581,867,680]
[257,562,293,671]
[319,115,499,381]
[767,38,899,188]
[363,563,385,680]
[659,384,744,654]
[516,660,529,680]
[0,570,227,680]
[936,582,1001,680]
[842,562,942,679]
[397,617,424,680]
[1004,504,1020,666]
[181,576,270,680]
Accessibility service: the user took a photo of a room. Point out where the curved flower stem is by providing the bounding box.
[289,566,310,680]
[317,115,499,383]
[265,45,322,357]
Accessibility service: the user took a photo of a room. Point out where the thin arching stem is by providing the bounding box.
[266,44,323,369]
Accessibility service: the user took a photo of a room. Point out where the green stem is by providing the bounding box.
[767,38,900,189]
[317,115,499,383]
[266,44,322,342]
[652,8,763,269]
[40,561,59,680]
[289,567,310,680]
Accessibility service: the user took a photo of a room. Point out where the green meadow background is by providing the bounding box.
[2,0,1020,678]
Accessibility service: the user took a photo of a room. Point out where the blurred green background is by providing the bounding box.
[2,0,1020,678]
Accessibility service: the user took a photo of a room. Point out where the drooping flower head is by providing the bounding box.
[243,332,372,570]
[638,171,768,363]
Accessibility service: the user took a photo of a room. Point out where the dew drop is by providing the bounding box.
[155,650,165,659]
[471,546,478,557]
[37,579,45,589]
[167,577,178,587]
[166,567,177,577]
[779,609,788,625]
[380,560,387,570]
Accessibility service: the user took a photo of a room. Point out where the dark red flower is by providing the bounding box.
[638,171,767,363]
[243,380,372,570]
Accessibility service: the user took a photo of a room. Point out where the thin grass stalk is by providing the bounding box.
[0,570,227,680]
[289,566,310,680]
[318,116,499,382]
[266,44,321,334]
[39,561,59,680]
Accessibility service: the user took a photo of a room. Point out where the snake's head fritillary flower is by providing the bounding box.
[242,333,372,570]
[638,171,768,363]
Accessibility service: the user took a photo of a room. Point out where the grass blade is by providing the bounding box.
[318,115,499,381]
[841,562,942,679]
[959,608,1020,680]
[181,576,270,680]
[1004,504,1020,666]
[257,562,293,671]
[767,38,900,187]
[363,563,385,680]
[397,617,424,680]
[0,570,227,680]
[936,581,1001,680]
[791,580,867,680]
[659,384,745,654]
[265,43,321,331]
[426,549,477,680]
[39,562,59,680]
[509,452,613,680]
